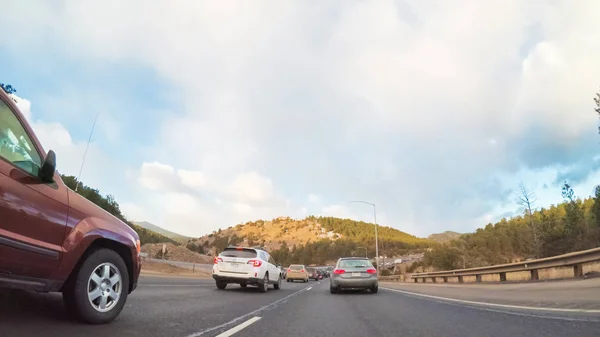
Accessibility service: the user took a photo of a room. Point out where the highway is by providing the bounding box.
[1,275,599,337]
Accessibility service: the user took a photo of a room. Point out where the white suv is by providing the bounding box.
[212,246,282,292]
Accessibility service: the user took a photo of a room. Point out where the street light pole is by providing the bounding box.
[350,200,379,277]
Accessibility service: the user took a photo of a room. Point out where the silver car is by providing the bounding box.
[329,257,378,294]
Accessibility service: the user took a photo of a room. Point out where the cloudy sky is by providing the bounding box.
[1,0,599,238]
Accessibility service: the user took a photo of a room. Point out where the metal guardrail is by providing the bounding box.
[410,246,600,283]
[379,275,404,281]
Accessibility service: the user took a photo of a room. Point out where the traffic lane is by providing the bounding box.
[380,277,600,310]
[0,275,309,337]
[241,280,600,337]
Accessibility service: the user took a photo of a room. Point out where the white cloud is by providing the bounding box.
[12,95,32,121]
[137,161,281,206]
[223,172,277,205]
[120,202,145,221]
[178,169,206,190]
[321,205,355,219]
[308,194,321,203]
[1,0,599,237]
[138,162,177,191]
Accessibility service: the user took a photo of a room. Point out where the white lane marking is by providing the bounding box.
[185,285,311,337]
[382,287,600,318]
[215,317,261,337]
[140,284,212,287]
[306,287,312,290]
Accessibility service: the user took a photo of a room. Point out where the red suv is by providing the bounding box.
[0,89,141,324]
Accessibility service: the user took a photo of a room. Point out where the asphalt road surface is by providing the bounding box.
[2,275,599,337]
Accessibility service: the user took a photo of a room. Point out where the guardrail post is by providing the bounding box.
[530,269,539,280]
[442,276,448,283]
[432,277,437,283]
[475,275,482,283]
[458,276,464,283]
[574,264,583,277]
[414,278,418,283]
[499,272,507,282]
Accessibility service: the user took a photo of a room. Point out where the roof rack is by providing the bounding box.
[225,245,266,251]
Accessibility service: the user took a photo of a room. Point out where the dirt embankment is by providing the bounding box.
[141,243,213,264]
[141,261,210,278]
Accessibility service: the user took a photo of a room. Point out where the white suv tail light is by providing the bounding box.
[247,259,262,267]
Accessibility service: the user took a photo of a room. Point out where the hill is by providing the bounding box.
[185,216,431,265]
[141,243,212,264]
[60,175,180,246]
[428,231,462,243]
[134,221,191,243]
[421,184,600,271]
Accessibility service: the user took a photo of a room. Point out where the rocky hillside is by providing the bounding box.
[185,216,431,256]
[186,216,342,253]
[427,231,462,243]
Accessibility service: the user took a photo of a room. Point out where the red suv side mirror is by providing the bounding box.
[39,150,56,183]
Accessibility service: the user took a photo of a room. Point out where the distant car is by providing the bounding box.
[330,257,378,294]
[307,267,319,280]
[0,89,142,324]
[212,246,282,292]
[286,264,309,282]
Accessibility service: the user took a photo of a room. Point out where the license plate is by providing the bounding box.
[352,272,361,277]
[230,263,239,268]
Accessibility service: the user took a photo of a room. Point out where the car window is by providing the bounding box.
[0,99,42,176]
[220,248,257,258]
[289,265,303,270]
[268,256,276,265]
[338,259,373,269]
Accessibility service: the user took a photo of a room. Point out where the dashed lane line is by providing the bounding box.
[185,285,312,337]
[215,316,262,337]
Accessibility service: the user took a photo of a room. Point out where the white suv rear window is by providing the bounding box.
[220,248,257,258]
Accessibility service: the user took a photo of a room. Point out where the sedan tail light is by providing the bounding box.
[247,260,262,267]
[287,269,292,272]
[366,268,377,274]
[214,257,223,264]
[300,270,305,273]
[333,269,345,275]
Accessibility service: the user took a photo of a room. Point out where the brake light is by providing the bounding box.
[300,270,305,273]
[287,269,291,273]
[247,260,262,267]
[135,240,141,255]
[366,268,377,274]
[236,247,243,250]
[333,269,345,275]
[214,257,223,264]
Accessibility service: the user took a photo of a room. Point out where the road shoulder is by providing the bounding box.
[380,278,600,310]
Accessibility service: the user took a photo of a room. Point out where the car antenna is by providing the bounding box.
[75,112,100,192]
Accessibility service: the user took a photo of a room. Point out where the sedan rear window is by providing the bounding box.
[220,248,257,258]
[289,265,304,270]
[338,259,372,269]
